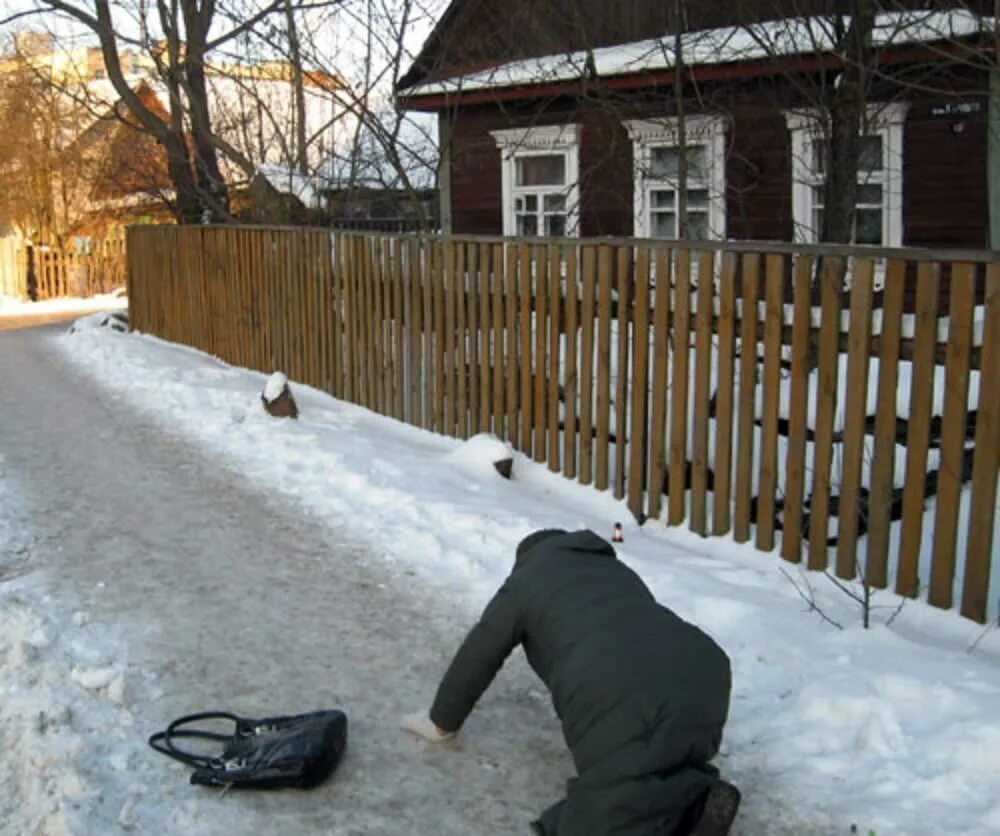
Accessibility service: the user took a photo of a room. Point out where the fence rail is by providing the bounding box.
[127,226,1000,624]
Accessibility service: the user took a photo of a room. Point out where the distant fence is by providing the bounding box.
[127,226,1000,624]
[0,238,26,298]
[0,236,126,301]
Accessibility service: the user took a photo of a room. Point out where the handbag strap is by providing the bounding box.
[148,711,245,770]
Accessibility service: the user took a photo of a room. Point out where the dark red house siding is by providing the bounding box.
[904,97,990,249]
[448,106,505,235]
[445,83,990,252]
[724,105,794,241]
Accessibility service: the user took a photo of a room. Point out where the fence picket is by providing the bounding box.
[579,246,597,485]
[595,245,613,492]
[534,245,549,463]
[422,239,435,429]
[897,263,941,597]
[390,238,403,419]
[807,256,844,570]
[519,243,534,456]
[734,253,760,543]
[614,246,631,501]
[548,244,562,473]
[563,246,579,481]
[433,241,446,433]
[455,242,468,438]
[835,257,875,579]
[929,263,975,608]
[477,242,491,434]
[781,256,812,562]
[713,253,737,536]
[865,259,906,587]
[961,264,1000,622]
[407,239,421,424]
[495,244,520,446]
[504,243,518,446]
[690,250,715,536]
[648,248,672,523]
[627,247,651,521]
[669,249,693,525]
[755,254,784,551]
[492,243,506,438]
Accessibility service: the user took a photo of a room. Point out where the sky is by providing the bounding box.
[1,293,999,835]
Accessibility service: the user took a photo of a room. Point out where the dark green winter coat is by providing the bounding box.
[430,530,731,835]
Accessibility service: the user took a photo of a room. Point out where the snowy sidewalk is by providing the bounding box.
[2,314,999,836]
[0,323,570,834]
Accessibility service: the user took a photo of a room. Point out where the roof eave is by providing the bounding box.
[397,39,993,112]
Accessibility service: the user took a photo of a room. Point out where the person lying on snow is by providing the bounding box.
[401,528,740,835]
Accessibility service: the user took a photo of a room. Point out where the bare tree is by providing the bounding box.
[6,0,312,223]
[0,39,93,244]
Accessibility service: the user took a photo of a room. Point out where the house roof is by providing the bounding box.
[398,8,994,108]
[396,0,473,91]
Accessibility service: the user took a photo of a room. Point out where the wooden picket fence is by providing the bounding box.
[127,225,1000,624]
[0,235,126,300]
[0,237,26,299]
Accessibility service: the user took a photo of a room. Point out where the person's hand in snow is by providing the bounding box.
[400,711,455,743]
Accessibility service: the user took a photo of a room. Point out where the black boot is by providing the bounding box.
[688,779,741,836]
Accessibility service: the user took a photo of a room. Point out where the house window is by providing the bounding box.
[491,124,580,237]
[624,116,727,240]
[785,104,908,246]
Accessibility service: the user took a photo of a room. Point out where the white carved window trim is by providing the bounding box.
[491,124,581,237]
[784,103,909,246]
[623,115,727,240]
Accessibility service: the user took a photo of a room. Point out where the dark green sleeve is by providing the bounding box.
[429,579,522,732]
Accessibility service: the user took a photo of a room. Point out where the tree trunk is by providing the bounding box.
[182,1,231,222]
[286,0,309,174]
[820,1,875,247]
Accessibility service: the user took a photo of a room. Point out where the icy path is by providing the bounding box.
[0,324,571,835]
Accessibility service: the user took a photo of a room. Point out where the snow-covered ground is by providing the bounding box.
[2,299,999,835]
[0,293,127,318]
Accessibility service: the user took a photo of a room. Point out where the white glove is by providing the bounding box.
[400,711,455,743]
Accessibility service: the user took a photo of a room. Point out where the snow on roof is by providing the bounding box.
[401,9,994,97]
[256,164,325,210]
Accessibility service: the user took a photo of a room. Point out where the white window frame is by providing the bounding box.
[490,124,581,237]
[624,115,727,240]
[784,103,908,246]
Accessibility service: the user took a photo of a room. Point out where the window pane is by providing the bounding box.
[651,189,675,209]
[651,145,707,180]
[859,136,883,173]
[544,193,566,212]
[688,212,709,239]
[516,155,565,186]
[810,141,826,176]
[651,211,676,238]
[856,208,882,244]
[688,189,709,210]
[651,147,679,178]
[856,184,883,205]
[546,214,566,237]
[517,215,537,236]
[687,146,708,179]
[523,194,537,212]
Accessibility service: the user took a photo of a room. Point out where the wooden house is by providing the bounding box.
[396,1,996,252]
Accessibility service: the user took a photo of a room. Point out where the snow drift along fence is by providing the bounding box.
[126,226,1000,624]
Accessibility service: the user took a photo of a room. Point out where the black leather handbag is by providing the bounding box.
[148,709,348,789]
